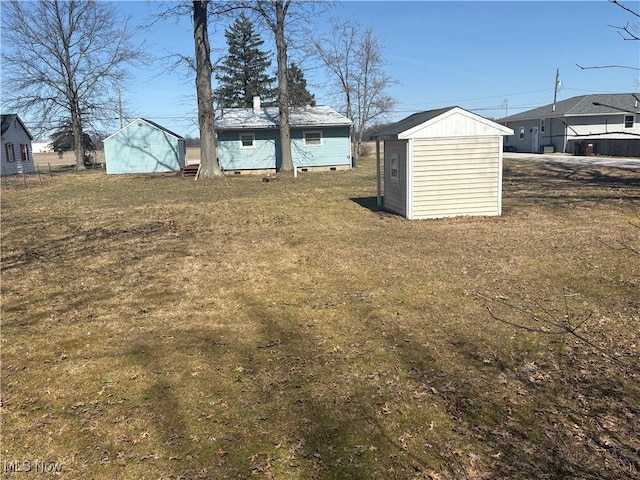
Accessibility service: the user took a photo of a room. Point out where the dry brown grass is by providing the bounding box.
[1,157,639,479]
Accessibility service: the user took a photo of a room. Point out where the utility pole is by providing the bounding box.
[552,68,560,112]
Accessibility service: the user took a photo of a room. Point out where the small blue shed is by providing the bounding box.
[104,118,186,174]
[216,97,353,173]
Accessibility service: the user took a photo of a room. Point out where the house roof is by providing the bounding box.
[502,93,640,122]
[370,106,513,140]
[215,105,352,130]
[103,117,183,142]
[1,114,34,140]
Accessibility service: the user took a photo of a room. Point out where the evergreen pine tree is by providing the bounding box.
[215,13,276,108]
[287,63,316,107]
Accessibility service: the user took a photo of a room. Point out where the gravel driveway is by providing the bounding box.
[504,152,640,171]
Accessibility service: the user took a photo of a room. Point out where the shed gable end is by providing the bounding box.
[400,109,513,139]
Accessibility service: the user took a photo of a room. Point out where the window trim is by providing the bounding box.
[389,153,399,183]
[239,133,255,149]
[540,119,545,133]
[518,127,525,140]
[303,130,322,147]
[5,143,15,162]
[624,115,634,129]
[20,144,29,161]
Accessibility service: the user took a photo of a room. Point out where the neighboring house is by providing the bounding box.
[32,142,54,154]
[1,114,35,175]
[215,97,353,173]
[502,93,640,157]
[370,107,513,220]
[104,118,186,174]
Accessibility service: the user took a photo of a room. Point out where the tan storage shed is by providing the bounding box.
[372,107,513,220]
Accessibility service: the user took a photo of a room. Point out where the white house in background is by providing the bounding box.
[1,114,35,175]
[371,107,513,220]
[32,142,54,153]
[502,93,640,157]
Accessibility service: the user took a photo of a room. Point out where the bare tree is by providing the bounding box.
[352,27,396,159]
[312,20,395,160]
[253,0,294,172]
[193,0,223,178]
[1,0,143,170]
[154,1,241,178]
[576,0,640,71]
[311,19,357,132]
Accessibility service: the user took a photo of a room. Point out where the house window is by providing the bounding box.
[624,115,634,128]
[5,143,15,162]
[519,127,525,140]
[389,153,399,182]
[20,144,29,161]
[303,131,322,146]
[239,133,255,148]
[540,119,545,133]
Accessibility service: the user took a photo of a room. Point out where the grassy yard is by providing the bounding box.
[1,156,639,479]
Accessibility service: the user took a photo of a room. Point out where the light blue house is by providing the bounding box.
[104,118,186,174]
[216,97,353,173]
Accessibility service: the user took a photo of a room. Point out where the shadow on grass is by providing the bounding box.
[1,221,182,273]
[503,161,640,207]
[350,196,382,213]
[389,314,640,479]
[350,197,401,220]
[128,342,194,461]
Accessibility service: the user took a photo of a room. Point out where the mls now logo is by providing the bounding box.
[3,460,63,474]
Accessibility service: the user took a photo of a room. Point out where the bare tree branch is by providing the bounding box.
[609,0,640,18]
[476,291,631,369]
[576,63,640,71]
[609,21,640,40]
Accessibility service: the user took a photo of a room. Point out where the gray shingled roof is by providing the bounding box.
[216,105,352,130]
[369,107,455,139]
[501,93,640,122]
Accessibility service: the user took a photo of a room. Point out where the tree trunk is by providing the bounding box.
[275,0,293,172]
[71,107,85,170]
[193,0,222,178]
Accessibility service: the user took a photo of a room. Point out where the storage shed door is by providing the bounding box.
[411,136,500,219]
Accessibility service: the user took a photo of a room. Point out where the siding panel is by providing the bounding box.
[217,130,278,171]
[1,118,35,175]
[291,127,351,167]
[105,120,184,174]
[218,126,352,170]
[411,136,501,219]
[383,140,407,216]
